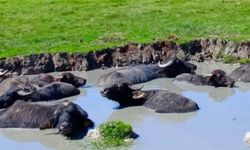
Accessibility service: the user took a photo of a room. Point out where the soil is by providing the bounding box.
[0,38,249,75]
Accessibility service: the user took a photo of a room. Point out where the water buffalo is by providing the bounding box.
[96,57,197,87]
[229,63,250,82]
[100,83,199,113]
[0,77,80,108]
[31,72,87,88]
[174,69,235,87]
[22,82,80,102]
[0,100,94,136]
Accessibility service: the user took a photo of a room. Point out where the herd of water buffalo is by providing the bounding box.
[0,56,250,137]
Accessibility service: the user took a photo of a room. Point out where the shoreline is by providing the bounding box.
[1,38,249,75]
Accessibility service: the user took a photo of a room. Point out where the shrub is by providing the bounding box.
[222,55,239,64]
[92,121,134,148]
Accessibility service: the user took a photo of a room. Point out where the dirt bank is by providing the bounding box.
[0,38,249,75]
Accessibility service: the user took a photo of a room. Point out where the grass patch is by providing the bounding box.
[239,58,250,64]
[1,0,250,58]
[92,121,134,148]
[222,55,239,63]
[217,53,250,64]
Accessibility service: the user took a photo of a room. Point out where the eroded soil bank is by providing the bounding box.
[0,38,250,75]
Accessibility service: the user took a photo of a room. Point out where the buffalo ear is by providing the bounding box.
[83,119,94,128]
[63,100,70,107]
[132,91,145,99]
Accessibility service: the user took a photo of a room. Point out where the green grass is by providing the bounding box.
[217,53,250,64]
[92,121,133,148]
[1,0,250,58]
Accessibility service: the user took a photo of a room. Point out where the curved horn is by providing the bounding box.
[63,100,70,106]
[132,91,146,99]
[158,59,174,68]
[20,72,25,76]
[0,70,8,76]
[130,85,144,91]
[33,84,41,90]
[17,90,33,96]
[204,73,212,76]
[54,76,63,81]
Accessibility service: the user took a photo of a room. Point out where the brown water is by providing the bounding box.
[1,62,250,150]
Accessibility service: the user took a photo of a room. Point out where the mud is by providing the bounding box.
[0,39,249,75]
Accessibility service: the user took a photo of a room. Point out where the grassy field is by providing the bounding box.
[1,0,250,58]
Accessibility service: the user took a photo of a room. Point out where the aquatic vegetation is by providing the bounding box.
[92,121,134,148]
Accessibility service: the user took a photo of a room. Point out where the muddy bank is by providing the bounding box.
[0,38,249,75]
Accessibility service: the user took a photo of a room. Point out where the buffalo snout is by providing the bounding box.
[100,89,108,97]
[56,101,94,136]
[59,122,73,135]
[75,78,87,87]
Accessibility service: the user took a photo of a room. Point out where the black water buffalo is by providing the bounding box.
[100,83,199,113]
[0,77,80,108]
[22,82,80,101]
[229,63,250,82]
[96,57,197,87]
[0,100,94,136]
[174,69,235,87]
[31,72,87,88]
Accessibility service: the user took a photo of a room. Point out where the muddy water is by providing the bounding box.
[1,62,250,150]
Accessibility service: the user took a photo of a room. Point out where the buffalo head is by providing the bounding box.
[59,72,86,88]
[0,77,36,108]
[158,57,197,78]
[101,83,145,106]
[40,100,94,136]
[208,69,235,87]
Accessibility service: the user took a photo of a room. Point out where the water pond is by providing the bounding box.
[1,62,250,150]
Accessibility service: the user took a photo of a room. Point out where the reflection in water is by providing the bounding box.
[174,81,235,102]
[236,82,250,93]
[135,78,183,95]
[0,129,95,150]
[1,62,250,150]
[108,106,197,124]
[0,129,68,150]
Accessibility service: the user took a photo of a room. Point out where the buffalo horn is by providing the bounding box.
[54,76,62,81]
[204,73,212,76]
[0,70,8,76]
[63,100,70,106]
[17,90,33,96]
[158,59,174,68]
[130,85,144,91]
[132,91,145,99]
